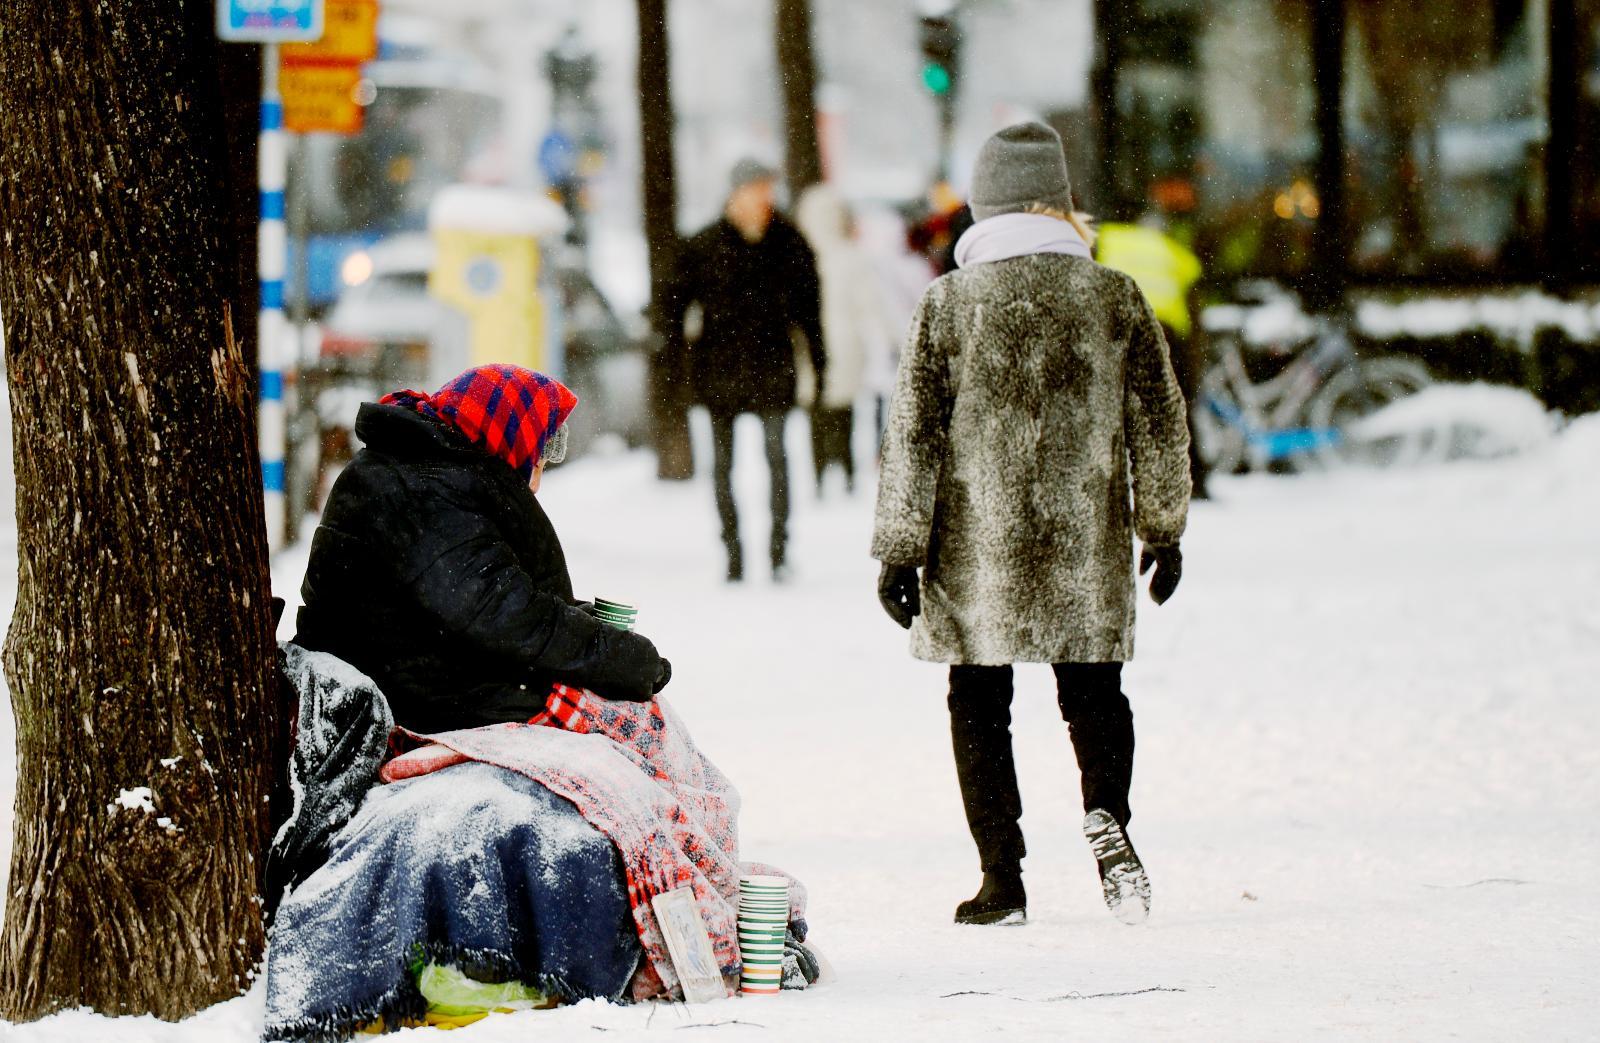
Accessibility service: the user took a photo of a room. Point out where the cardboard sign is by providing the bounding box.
[281,62,364,134]
[281,0,379,63]
[649,888,727,1003]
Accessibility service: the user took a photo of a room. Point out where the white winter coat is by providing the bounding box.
[794,185,899,410]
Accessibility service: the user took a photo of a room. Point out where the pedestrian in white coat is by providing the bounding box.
[795,184,899,495]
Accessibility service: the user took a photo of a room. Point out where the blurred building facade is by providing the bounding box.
[1093,0,1597,292]
[1091,0,1600,413]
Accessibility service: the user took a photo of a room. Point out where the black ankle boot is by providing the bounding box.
[954,867,1027,925]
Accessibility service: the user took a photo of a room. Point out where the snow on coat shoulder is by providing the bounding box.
[871,254,1191,665]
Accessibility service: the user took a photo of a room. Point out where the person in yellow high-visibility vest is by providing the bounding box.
[1096,221,1209,497]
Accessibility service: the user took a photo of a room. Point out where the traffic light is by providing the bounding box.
[919,15,960,97]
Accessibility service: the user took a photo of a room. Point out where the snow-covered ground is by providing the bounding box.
[3,405,1599,1042]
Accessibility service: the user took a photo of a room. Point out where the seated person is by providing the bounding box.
[293,364,671,734]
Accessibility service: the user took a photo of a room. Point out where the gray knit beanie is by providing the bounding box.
[968,122,1072,222]
[729,157,778,193]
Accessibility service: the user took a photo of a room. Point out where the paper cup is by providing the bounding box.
[738,874,791,996]
[737,945,786,958]
[739,874,788,889]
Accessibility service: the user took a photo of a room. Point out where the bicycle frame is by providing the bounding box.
[1203,318,1354,464]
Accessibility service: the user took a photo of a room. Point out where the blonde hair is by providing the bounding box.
[1025,202,1098,249]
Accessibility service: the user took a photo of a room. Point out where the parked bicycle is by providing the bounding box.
[1195,311,1433,474]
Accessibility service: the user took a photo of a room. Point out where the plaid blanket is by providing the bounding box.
[381,685,807,1001]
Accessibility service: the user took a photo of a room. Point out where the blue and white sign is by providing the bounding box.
[217,0,325,42]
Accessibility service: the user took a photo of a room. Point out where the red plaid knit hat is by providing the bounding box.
[380,364,578,480]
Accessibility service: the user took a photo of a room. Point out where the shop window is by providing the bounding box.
[1111,0,1318,280]
[1342,0,1549,276]
[1576,0,1600,269]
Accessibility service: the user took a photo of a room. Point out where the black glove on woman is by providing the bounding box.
[877,563,921,629]
[1139,544,1182,605]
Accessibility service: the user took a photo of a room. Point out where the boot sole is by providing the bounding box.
[954,908,1027,926]
[1083,810,1151,925]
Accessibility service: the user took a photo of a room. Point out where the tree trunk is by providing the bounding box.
[0,1,278,1021]
[638,0,694,481]
[775,0,823,199]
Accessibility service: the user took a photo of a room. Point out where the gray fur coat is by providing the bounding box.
[871,254,1190,664]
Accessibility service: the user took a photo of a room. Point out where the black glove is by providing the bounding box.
[581,627,665,702]
[651,657,672,696]
[781,928,821,990]
[1139,544,1182,605]
[877,563,921,629]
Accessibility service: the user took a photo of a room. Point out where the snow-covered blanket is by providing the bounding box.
[263,762,640,1041]
[263,649,810,1040]
[265,644,394,907]
[381,684,809,1001]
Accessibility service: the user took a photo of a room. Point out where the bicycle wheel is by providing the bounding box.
[1194,363,1249,476]
[1307,357,1434,469]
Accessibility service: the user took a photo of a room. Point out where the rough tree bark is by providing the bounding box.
[0,1,278,1021]
[638,0,694,481]
[775,0,822,200]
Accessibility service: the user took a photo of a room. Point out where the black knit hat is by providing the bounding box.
[968,122,1072,222]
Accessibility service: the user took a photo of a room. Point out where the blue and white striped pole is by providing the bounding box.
[259,43,288,549]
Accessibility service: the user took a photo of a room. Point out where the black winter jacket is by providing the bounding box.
[294,404,667,733]
[664,215,826,416]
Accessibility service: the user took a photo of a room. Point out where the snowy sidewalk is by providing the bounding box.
[4,410,1599,1041]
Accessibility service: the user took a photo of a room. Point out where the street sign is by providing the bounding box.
[278,0,379,135]
[280,63,364,134]
[281,0,379,64]
[217,0,324,42]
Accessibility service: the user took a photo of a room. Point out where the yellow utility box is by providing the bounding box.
[427,185,569,372]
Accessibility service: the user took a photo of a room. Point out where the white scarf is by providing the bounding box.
[952,212,1092,269]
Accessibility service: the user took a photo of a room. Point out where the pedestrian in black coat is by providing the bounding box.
[663,158,826,581]
[294,365,671,735]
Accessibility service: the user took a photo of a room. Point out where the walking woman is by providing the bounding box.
[871,123,1190,926]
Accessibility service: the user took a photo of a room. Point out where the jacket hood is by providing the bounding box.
[355,402,485,463]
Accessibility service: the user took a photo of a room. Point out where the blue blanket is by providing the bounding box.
[265,648,644,1043]
[265,762,641,1040]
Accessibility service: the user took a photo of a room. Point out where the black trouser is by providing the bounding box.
[947,663,1134,872]
[810,406,855,489]
[709,410,789,567]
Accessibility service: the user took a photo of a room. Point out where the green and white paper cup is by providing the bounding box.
[738,875,789,995]
[593,597,638,633]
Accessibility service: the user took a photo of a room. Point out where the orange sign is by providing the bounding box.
[278,0,377,134]
[281,63,364,134]
[281,0,379,64]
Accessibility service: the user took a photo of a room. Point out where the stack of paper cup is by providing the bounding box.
[593,598,638,632]
[736,875,789,995]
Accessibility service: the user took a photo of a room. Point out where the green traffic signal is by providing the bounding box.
[922,61,952,94]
